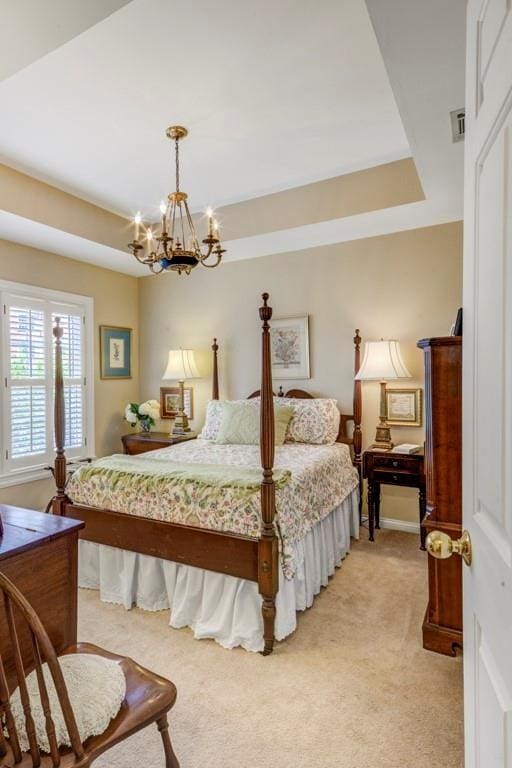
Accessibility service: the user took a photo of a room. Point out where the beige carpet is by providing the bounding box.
[78,530,463,768]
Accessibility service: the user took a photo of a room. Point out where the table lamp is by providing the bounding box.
[162,349,200,434]
[355,339,411,450]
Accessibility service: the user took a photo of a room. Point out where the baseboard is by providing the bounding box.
[379,517,420,534]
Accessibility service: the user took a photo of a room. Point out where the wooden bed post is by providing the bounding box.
[258,293,278,656]
[353,329,363,520]
[52,318,68,516]
[211,338,219,400]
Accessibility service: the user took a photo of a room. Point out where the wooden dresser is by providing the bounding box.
[0,505,84,688]
[417,336,462,656]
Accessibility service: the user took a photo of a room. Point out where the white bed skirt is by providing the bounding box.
[78,488,359,652]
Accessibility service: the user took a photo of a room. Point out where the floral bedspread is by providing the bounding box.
[67,438,359,579]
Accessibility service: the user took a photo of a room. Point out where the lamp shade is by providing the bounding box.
[162,349,200,381]
[355,340,411,381]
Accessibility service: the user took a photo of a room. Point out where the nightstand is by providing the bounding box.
[122,431,197,455]
[362,448,426,549]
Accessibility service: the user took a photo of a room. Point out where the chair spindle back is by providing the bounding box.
[0,571,85,765]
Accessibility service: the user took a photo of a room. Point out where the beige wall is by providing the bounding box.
[0,239,139,509]
[0,164,130,250]
[0,219,462,523]
[195,158,424,241]
[139,221,463,524]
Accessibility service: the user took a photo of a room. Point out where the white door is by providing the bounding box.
[463,1,512,765]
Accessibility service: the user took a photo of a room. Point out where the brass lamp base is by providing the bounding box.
[172,417,191,434]
[172,380,191,434]
[370,381,394,450]
[371,421,393,451]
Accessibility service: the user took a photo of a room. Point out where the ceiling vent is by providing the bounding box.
[450,109,465,142]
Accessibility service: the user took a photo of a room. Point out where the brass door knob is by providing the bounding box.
[426,529,472,566]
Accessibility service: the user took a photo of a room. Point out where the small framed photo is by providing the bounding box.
[386,388,423,427]
[270,315,310,380]
[100,326,132,379]
[160,387,194,420]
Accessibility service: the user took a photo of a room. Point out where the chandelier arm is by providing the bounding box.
[199,251,223,268]
[129,245,145,264]
[133,245,154,265]
[133,251,159,267]
[197,242,214,261]
[149,260,165,274]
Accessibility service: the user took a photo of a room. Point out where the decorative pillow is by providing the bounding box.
[9,653,126,752]
[215,402,294,446]
[277,397,340,444]
[199,399,258,441]
[199,399,225,440]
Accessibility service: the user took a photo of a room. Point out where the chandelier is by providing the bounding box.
[128,126,225,275]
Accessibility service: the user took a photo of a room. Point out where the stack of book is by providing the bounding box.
[391,444,421,454]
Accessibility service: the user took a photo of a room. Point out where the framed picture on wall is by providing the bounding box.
[386,388,423,427]
[100,325,132,379]
[270,315,310,380]
[160,386,194,419]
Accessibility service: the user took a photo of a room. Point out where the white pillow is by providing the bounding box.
[277,397,340,444]
[9,653,126,753]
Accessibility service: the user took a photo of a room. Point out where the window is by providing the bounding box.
[0,280,94,487]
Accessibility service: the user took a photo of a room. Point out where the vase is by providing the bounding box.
[139,419,152,433]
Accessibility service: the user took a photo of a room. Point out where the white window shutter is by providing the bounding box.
[0,285,93,483]
[7,305,47,465]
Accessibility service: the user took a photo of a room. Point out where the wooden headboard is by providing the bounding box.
[246,330,363,484]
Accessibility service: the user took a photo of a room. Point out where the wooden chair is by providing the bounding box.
[0,571,180,767]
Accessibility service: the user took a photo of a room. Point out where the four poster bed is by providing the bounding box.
[51,294,362,655]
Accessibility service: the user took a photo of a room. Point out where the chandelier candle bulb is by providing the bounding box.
[134,212,141,241]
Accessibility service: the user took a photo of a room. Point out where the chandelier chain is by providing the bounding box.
[175,138,180,193]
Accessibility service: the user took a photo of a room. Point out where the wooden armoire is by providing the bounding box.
[417,336,462,656]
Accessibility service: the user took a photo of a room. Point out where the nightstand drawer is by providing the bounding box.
[122,432,197,455]
[123,438,171,455]
[370,454,422,473]
[373,469,423,487]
